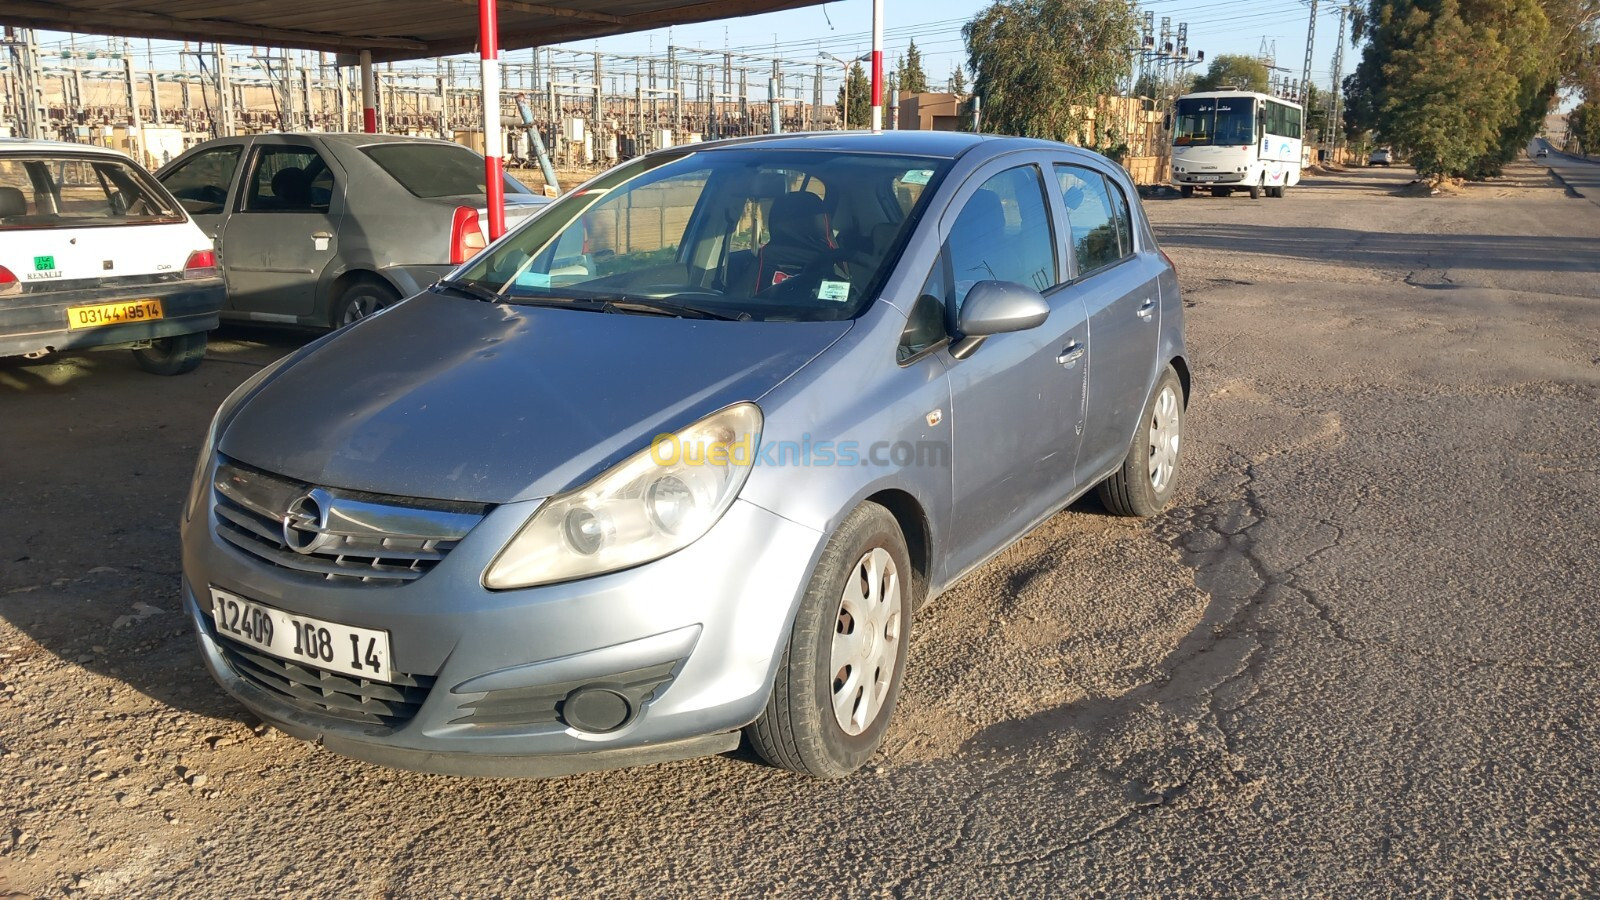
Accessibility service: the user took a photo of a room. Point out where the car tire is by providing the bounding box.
[747,501,913,778]
[1097,365,1185,518]
[1249,179,1263,200]
[330,277,400,329]
[131,332,207,376]
[1180,186,1195,198]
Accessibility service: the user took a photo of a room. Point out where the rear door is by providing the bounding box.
[219,138,343,319]
[1052,162,1162,482]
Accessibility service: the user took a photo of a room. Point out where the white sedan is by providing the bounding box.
[0,139,224,373]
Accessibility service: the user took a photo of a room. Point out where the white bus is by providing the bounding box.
[1169,91,1304,199]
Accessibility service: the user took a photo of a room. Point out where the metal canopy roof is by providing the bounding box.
[2,0,829,62]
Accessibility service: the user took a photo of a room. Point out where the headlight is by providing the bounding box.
[183,354,296,522]
[484,402,762,589]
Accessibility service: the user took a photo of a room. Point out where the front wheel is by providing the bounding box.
[131,332,207,375]
[747,502,913,778]
[1097,366,1185,517]
[1249,179,1263,200]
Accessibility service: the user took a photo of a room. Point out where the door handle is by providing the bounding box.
[1136,298,1156,320]
[311,231,333,240]
[1056,340,1085,368]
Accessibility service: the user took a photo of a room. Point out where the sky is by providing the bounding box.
[28,0,1360,99]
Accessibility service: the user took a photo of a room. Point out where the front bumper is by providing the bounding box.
[181,475,827,776]
[0,277,223,358]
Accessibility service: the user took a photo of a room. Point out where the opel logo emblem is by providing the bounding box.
[282,492,331,555]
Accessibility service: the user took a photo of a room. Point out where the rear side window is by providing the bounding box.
[243,146,334,213]
[1054,165,1132,277]
[161,145,241,215]
[946,165,1056,310]
[363,144,531,199]
[0,155,181,229]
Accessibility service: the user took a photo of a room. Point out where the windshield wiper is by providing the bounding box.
[599,298,748,321]
[432,279,503,303]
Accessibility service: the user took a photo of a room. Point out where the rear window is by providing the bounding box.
[0,154,183,229]
[362,144,531,199]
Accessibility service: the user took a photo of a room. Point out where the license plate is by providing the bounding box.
[209,587,392,682]
[66,298,164,330]
[1193,174,1220,181]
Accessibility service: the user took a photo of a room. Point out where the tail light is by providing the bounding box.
[0,264,17,291]
[1158,247,1176,273]
[450,207,487,264]
[184,249,219,280]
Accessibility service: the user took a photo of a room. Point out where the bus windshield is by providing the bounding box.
[1174,98,1256,147]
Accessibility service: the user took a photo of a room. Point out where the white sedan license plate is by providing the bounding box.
[210,587,392,682]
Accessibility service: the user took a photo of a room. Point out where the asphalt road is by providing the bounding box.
[3,162,1598,897]
[1535,139,1600,207]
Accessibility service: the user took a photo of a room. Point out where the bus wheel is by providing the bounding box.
[1216,187,1232,198]
[1249,178,1263,200]
[1180,186,1194,198]
[1274,184,1289,198]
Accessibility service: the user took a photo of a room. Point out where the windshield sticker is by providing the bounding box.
[34,255,55,271]
[817,280,850,302]
[901,169,934,186]
[514,270,551,289]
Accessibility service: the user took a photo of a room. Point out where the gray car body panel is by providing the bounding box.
[159,133,548,328]
[181,132,1188,774]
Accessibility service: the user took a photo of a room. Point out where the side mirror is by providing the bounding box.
[950,280,1050,359]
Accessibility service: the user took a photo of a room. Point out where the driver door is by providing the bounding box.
[156,140,245,250]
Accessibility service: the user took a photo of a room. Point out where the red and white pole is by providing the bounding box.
[479,0,506,239]
[359,50,377,133]
[869,0,884,132]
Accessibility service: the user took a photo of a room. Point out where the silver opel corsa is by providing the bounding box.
[180,131,1190,778]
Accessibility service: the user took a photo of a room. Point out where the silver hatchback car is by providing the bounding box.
[181,132,1190,778]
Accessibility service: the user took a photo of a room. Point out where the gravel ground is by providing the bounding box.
[3,162,1598,897]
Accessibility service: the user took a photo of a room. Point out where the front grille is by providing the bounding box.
[217,638,434,727]
[450,660,679,728]
[212,458,486,586]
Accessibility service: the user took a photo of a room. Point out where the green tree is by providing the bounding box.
[1573,102,1600,153]
[949,64,969,95]
[835,60,872,128]
[1347,0,1587,179]
[1192,54,1272,93]
[963,0,1140,141]
[902,39,930,94]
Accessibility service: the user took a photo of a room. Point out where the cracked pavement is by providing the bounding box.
[3,162,1598,896]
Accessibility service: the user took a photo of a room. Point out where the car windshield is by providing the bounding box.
[449,149,950,322]
[1174,98,1257,147]
[0,154,183,229]
[363,143,533,199]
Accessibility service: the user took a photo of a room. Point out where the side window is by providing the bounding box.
[243,146,333,213]
[1107,176,1135,257]
[1054,165,1131,277]
[946,165,1056,311]
[898,266,949,363]
[160,146,240,215]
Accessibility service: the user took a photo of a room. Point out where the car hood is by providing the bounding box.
[218,293,851,503]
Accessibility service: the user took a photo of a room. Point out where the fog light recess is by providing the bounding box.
[561,686,635,733]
